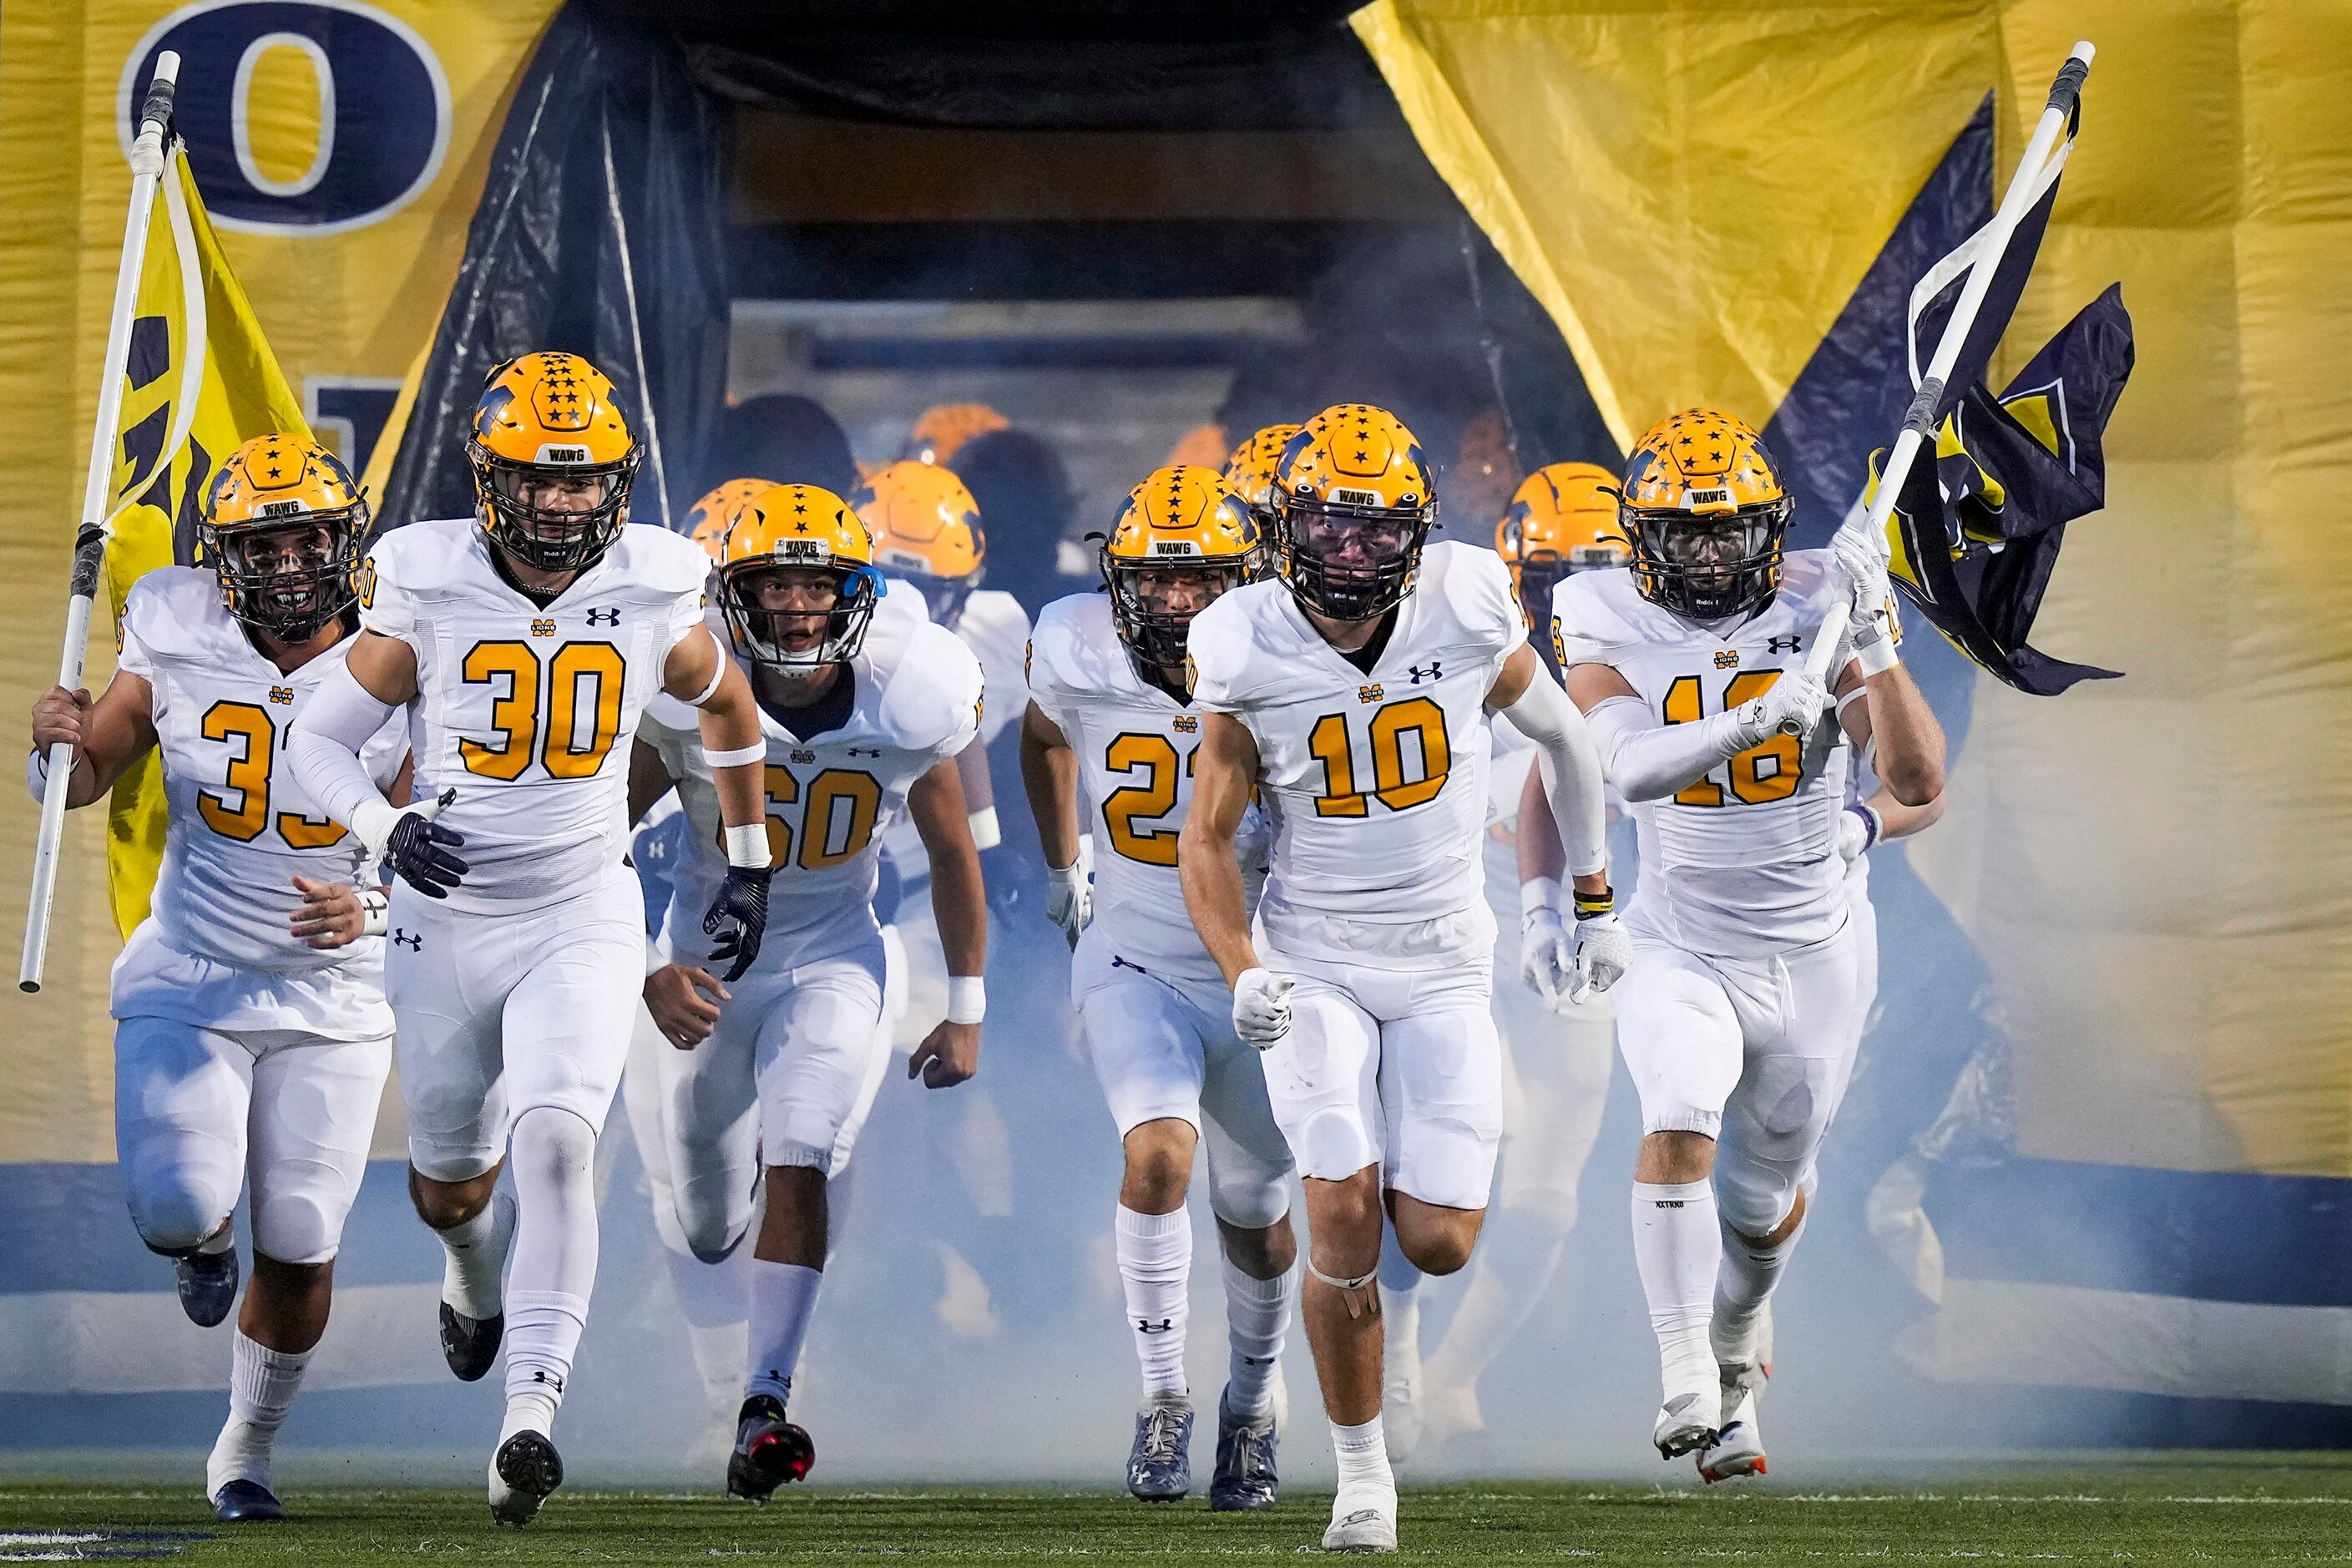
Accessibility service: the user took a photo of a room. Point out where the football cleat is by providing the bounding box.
[488,1429,563,1527]
[1322,1488,1399,1553]
[1208,1385,1278,1512]
[727,1395,816,1504]
[176,1245,237,1328]
[210,1479,286,1524]
[1125,1391,1193,1502]
[1652,1389,1719,1460]
[1698,1380,1767,1484]
[440,1301,504,1383]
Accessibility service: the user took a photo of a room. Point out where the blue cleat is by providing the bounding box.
[176,1247,237,1329]
[1209,1385,1278,1511]
[1125,1392,1192,1501]
[727,1395,815,1503]
[210,1479,286,1523]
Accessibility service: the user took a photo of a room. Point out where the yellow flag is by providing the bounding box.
[101,144,310,939]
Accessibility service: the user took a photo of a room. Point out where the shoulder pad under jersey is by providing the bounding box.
[119,566,240,665]
[874,620,985,755]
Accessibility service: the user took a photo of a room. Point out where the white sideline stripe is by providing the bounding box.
[1899,1276,2352,1405]
[0,1283,443,1393]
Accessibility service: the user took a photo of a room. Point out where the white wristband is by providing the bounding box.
[704,741,766,770]
[1520,876,1561,920]
[724,822,770,868]
[359,887,390,938]
[1852,629,1900,676]
[946,975,986,1024]
[968,805,1001,852]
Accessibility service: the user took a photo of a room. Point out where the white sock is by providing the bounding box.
[205,1333,311,1495]
[1221,1255,1291,1418]
[197,1222,235,1257]
[1331,1414,1396,1500]
[1115,1205,1191,1399]
[745,1260,825,1406]
[1631,1179,1720,1401]
[1715,1206,1805,1358]
[499,1107,601,1441]
[436,1188,513,1321]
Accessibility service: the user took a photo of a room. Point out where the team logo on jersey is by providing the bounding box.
[267,685,295,706]
[392,928,422,950]
[1173,715,1198,734]
[1767,635,1803,654]
[1714,650,1739,669]
[1409,660,1442,684]
[531,619,557,638]
[792,748,816,763]
[585,607,621,627]
[1358,683,1384,704]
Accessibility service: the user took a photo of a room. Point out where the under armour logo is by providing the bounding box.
[392,929,422,950]
[1767,635,1802,654]
[1136,1318,1176,1334]
[267,685,294,706]
[533,1370,564,1393]
[1110,954,1151,975]
[585,607,620,626]
[1408,660,1442,684]
[844,746,883,758]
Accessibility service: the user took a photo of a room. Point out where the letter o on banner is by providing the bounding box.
[120,0,451,235]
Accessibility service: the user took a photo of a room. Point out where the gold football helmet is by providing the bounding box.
[1271,403,1436,622]
[716,483,882,673]
[852,459,984,622]
[467,352,640,571]
[1619,407,1792,620]
[685,478,770,569]
[1222,422,1302,513]
[1100,465,1264,676]
[200,433,367,640]
[1495,461,1629,617]
[903,402,1009,468]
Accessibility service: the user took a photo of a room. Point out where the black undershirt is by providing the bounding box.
[488,545,563,610]
[1337,607,1400,675]
[761,664,856,740]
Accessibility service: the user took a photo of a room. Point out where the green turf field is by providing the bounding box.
[6,1457,2350,1564]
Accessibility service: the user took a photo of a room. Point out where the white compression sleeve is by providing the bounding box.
[286,661,400,852]
[1496,672,1608,878]
[1581,693,1756,805]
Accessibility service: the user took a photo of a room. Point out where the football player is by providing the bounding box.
[1384,463,1633,1458]
[1019,466,1297,1510]
[28,436,406,1522]
[1222,423,1301,518]
[285,352,776,1525]
[904,401,1009,468]
[1179,405,1627,1552]
[629,482,988,1501]
[1537,408,1943,1478]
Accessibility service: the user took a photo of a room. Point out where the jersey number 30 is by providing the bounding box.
[459,641,625,781]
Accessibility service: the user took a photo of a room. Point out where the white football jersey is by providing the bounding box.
[1029,591,1269,984]
[113,567,405,1030]
[640,588,980,974]
[1551,550,1854,958]
[358,518,709,914]
[1189,540,1525,967]
[951,587,1029,746]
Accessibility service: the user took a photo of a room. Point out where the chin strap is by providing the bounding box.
[1308,1258,1382,1319]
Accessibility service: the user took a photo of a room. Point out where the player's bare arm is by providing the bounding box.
[1839,660,1943,807]
[906,753,986,1088]
[1017,699,1092,947]
[665,625,766,834]
[29,669,158,808]
[1176,709,1262,989]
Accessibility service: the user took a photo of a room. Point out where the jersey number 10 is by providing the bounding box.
[1308,697,1450,818]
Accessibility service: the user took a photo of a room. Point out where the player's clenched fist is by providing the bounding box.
[1570,909,1632,1001]
[30,685,93,758]
[701,863,776,983]
[1231,967,1297,1050]
[908,1019,979,1088]
[645,963,729,1049]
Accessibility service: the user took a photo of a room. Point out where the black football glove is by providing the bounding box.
[701,864,776,983]
[385,791,468,898]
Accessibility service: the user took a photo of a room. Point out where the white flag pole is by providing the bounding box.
[19,51,181,993]
[1783,40,2095,738]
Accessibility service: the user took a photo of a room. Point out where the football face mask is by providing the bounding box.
[721,561,880,674]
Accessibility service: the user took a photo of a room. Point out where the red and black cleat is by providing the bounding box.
[726,1395,816,1504]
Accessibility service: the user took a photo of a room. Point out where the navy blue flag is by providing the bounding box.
[1884,285,2135,695]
